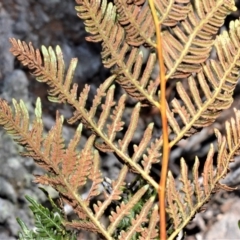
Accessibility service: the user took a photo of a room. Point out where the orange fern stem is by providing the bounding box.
[149,1,169,239]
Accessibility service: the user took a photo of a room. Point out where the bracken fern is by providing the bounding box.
[0,0,240,239]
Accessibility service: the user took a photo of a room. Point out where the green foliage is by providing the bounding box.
[17,195,76,240]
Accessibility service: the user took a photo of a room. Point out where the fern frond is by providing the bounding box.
[108,184,149,235]
[0,98,49,168]
[9,39,159,189]
[94,166,128,220]
[5,0,240,238]
[118,196,155,240]
[155,0,190,26]
[138,204,159,239]
[132,123,154,163]
[114,0,190,47]
[142,137,162,174]
[86,150,103,201]
[64,220,100,233]
[0,98,115,238]
[17,195,76,240]
[168,19,240,147]
[166,108,240,239]
[114,0,155,47]
[75,0,160,107]
[163,0,236,79]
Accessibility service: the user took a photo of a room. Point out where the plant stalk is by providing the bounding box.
[149,1,169,239]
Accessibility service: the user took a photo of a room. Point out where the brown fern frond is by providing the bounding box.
[114,0,155,47]
[107,184,149,235]
[0,98,49,169]
[132,123,154,163]
[67,135,95,190]
[61,124,83,176]
[0,98,116,237]
[118,103,140,154]
[95,100,160,176]
[155,0,190,26]
[75,0,160,107]
[113,51,159,106]
[94,165,128,220]
[163,0,236,79]
[168,19,240,147]
[118,196,155,240]
[107,94,126,142]
[86,150,103,201]
[114,0,191,47]
[139,204,159,239]
[126,0,146,6]
[9,39,159,190]
[75,0,117,43]
[141,137,162,174]
[64,220,101,234]
[166,108,240,239]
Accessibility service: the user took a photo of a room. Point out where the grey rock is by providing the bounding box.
[0,176,16,203]
[20,188,46,203]
[0,199,14,223]
[7,216,20,237]
[0,231,16,240]
[2,69,29,102]
[0,157,29,189]
[75,43,101,81]
[0,6,14,78]
[204,199,240,239]
[13,17,30,36]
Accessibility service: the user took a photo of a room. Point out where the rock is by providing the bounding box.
[0,231,15,240]
[0,157,29,189]
[0,199,14,223]
[0,5,14,78]
[204,199,240,239]
[0,176,17,203]
[2,70,29,102]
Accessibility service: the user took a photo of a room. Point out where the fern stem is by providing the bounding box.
[149,1,169,239]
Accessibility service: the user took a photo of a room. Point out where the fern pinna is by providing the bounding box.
[0,0,239,239]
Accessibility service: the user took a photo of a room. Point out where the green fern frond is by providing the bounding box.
[17,195,76,240]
